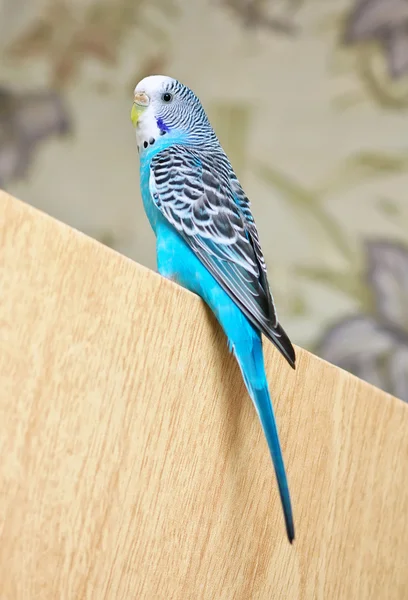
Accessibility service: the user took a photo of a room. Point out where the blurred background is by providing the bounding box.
[1,0,408,401]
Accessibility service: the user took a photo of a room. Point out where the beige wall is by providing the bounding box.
[1,0,407,400]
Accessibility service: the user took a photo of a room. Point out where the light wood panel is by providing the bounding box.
[0,190,407,599]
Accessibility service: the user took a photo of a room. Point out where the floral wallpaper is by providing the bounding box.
[0,0,407,402]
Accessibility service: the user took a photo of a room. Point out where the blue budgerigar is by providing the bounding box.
[131,76,296,543]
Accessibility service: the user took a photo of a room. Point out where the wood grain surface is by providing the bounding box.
[0,190,408,599]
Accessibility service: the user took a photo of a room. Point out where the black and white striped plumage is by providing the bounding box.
[149,140,296,369]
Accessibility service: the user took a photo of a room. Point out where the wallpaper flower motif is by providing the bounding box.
[220,0,301,35]
[343,0,408,79]
[319,241,408,403]
[4,0,176,87]
[338,0,408,109]
[0,86,70,187]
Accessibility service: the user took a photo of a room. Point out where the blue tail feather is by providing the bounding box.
[251,385,294,543]
[235,339,295,543]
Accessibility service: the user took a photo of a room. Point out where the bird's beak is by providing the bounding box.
[131,91,150,127]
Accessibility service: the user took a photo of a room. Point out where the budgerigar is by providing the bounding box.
[131,76,296,543]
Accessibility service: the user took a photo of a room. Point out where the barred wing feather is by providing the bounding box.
[149,145,296,368]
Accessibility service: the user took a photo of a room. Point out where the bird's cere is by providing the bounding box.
[134,91,150,106]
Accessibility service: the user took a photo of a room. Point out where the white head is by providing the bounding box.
[131,75,214,152]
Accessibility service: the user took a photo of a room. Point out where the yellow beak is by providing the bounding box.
[131,91,150,127]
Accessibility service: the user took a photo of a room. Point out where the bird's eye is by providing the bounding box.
[162,92,173,103]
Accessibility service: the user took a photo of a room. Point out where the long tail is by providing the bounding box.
[235,338,295,543]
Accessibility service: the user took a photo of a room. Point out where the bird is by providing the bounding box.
[131,75,296,543]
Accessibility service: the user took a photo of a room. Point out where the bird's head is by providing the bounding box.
[131,75,214,151]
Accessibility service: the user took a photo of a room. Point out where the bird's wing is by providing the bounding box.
[149,145,295,368]
[229,171,279,323]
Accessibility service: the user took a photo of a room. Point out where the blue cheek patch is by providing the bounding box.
[156,117,170,134]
